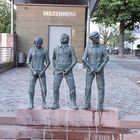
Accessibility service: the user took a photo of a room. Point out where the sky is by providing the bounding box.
[90,21,99,33]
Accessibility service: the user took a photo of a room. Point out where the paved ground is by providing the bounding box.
[0,55,140,119]
[110,54,140,87]
[110,54,140,72]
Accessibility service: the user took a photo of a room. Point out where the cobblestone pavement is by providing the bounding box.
[110,54,140,72]
[0,57,140,119]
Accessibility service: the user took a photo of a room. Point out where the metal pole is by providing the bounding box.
[11,0,14,33]
[10,0,16,66]
[86,0,91,46]
[131,42,133,54]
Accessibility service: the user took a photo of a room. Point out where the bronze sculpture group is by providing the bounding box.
[26,32,109,111]
[26,37,50,109]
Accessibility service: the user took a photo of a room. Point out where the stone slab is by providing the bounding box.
[124,134,140,140]
[0,125,20,138]
[0,121,127,140]
[120,119,140,129]
[0,125,121,139]
[16,108,119,128]
[15,127,121,140]
[16,108,93,127]
[0,112,16,125]
[94,109,119,128]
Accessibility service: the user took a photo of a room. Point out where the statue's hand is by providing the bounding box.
[96,67,102,72]
[63,69,70,75]
[39,71,45,77]
[32,70,38,76]
[90,66,97,73]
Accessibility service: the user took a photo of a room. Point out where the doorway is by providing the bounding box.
[48,25,72,63]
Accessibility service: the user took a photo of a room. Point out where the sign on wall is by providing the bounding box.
[43,11,77,17]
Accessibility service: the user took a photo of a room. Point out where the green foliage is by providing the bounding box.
[92,0,140,56]
[93,0,140,31]
[0,0,16,33]
[107,25,120,48]
[98,23,119,46]
[137,44,140,49]
[124,31,137,43]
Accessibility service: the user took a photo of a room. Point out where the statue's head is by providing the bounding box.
[34,36,43,48]
[89,31,100,44]
[60,34,69,44]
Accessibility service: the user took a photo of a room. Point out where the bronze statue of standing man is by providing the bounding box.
[51,33,78,110]
[82,31,109,111]
[26,36,50,109]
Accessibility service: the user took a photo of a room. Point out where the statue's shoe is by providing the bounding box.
[97,107,103,111]
[27,104,34,110]
[81,104,91,110]
[81,106,91,110]
[42,104,49,109]
[51,105,60,110]
[70,103,79,110]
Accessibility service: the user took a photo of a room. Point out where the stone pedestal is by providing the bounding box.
[16,108,119,128]
[15,108,121,139]
[0,108,140,139]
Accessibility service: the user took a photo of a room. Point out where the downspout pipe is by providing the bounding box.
[86,0,91,46]
[11,0,14,33]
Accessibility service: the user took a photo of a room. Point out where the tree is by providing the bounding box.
[98,23,111,45]
[97,23,119,47]
[107,26,120,49]
[108,33,120,48]
[124,31,137,43]
[124,31,137,53]
[0,0,16,33]
[92,0,140,56]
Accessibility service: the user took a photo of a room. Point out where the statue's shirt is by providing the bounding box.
[82,44,108,69]
[52,45,77,69]
[27,47,49,72]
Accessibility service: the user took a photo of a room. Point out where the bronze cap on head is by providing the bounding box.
[89,31,100,39]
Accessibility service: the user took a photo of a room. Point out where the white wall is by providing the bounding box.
[133,33,140,50]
